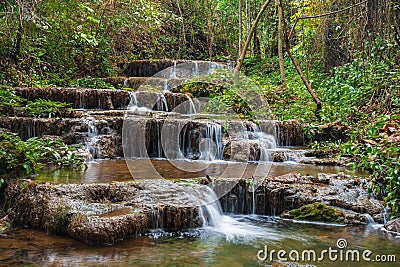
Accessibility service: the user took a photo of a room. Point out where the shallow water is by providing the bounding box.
[1,216,398,266]
[34,159,358,184]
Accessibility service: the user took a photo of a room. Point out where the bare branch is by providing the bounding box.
[288,0,368,40]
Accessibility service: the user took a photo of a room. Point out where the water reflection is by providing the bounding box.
[34,159,356,184]
[1,216,398,267]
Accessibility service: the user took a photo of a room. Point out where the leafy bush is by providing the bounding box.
[0,88,23,108]
[0,88,71,117]
[0,133,84,188]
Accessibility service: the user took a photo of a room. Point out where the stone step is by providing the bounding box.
[13,87,192,111]
[102,76,187,91]
[0,116,304,160]
[120,59,229,78]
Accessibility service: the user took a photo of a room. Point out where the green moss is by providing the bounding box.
[288,202,345,223]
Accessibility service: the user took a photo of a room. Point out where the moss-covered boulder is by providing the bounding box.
[283,202,346,224]
[281,202,368,225]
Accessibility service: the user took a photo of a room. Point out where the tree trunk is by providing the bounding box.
[277,0,287,89]
[13,1,24,65]
[235,0,273,73]
[176,0,186,47]
[279,0,322,113]
[239,0,243,56]
[253,28,261,57]
[245,0,250,41]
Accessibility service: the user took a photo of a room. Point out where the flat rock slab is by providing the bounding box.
[4,180,202,245]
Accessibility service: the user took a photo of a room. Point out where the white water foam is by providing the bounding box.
[189,185,282,242]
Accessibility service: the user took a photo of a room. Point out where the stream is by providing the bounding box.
[1,215,398,266]
[1,60,399,266]
[0,160,397,266]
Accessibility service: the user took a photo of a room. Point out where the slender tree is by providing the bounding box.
[279,0,322,113]
[235,0,273,72]
[276,0,286,89]
[238,0,243,56]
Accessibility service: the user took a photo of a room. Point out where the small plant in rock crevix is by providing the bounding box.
[73,78,115,89]
[25,99,71,117]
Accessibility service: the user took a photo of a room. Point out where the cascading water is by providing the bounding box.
[259,120,280,146]
[186,96,197,114]
[188,185,281,242]
[85,117,101,160]
[162,79,168,91]
[245,122,277,161]
[193,61,199,76]
[200,123,223,161]
[123,118,149,159]
[157,94,169,112]
[128,91,138,107]
[170,61,177,78]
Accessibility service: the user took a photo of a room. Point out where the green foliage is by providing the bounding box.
[74,78,115,89]
[243,56,317,122]
[288,202,345,223]
[317,55,399,122]
[0,88,23,108]
[25,99,71,117]
[309,115,400,217]
[0,133,84,181]
[180,69,266,119]
[0,88,71,117]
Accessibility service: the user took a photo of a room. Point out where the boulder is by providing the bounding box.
[384,218,400,234]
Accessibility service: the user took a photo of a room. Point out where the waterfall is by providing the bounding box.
[189,185,275,242]
[123,118,149,159]
[78,89,85,109]
[200,123,223,161]
[246,122,276,161]
[194,186,224,227]
[193,61,199,76]
[259,120,280,146]
[156,94,169,112]
[123,79,128,88]
[364,214,375,225]
[128,91,138,107]
[170,61,177,78]
[187,96,197,114]
[163,79,168,91]
[85,117,101,160]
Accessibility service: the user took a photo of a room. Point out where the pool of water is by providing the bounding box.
[33,159,359,184]
[1,216,398,266]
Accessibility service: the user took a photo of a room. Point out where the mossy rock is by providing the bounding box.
[285,202,345,224]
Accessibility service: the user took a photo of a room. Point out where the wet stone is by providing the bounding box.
[384,218,400,234]
[217,173,385,223]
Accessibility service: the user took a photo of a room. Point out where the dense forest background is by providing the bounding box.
[0,0,400,215]
[1,0,398,83]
